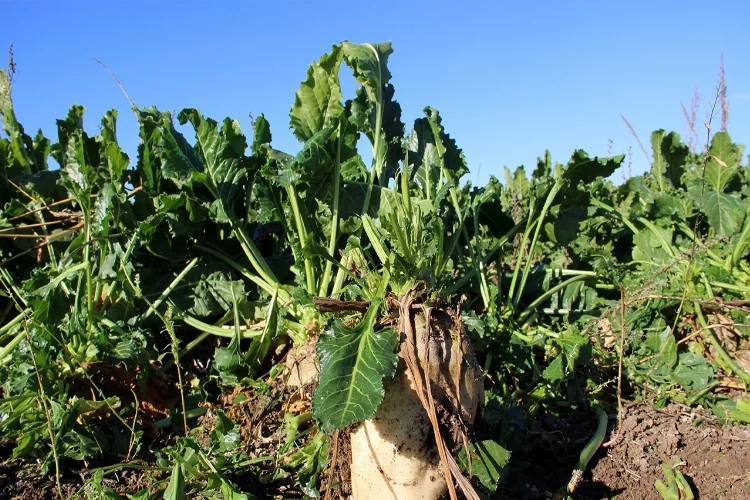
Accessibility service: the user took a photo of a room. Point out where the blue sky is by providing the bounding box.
[3,1,749,187]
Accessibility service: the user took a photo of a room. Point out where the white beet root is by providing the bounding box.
[350,305,484,500]
[285,301,483,500]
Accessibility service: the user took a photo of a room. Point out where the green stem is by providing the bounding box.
[577,409,607,472]
[548,269,598,278]
[677,222,724,264]
[0,308,29,340]
[98,316,131,337]
[710,281,750,294]
[592,199,676,258]
[142,258,199,321]
[686,380,721,406]
[513,179,564,309]
[160,331,211,373]
[507,207,537,306]
[174,307,307,340]
[286,185,315,295]
[361,43,385,216]
[319,122,343,297]
[731,211,750,267]
[443,178,490,309]
[0,329,27,365]
[518,274,593,321]
[193,244,291,303]
[361,215,388,264]
[695,302,750,386]
[180,313,264,339]
[331,254,351,297]
[83,209,94,332]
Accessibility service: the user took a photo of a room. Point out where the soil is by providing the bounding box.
[495,401,750,500]
[581,402,750,500]
[1,394,748,499]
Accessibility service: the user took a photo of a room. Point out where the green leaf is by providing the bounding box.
[210,411,241,453]
[339,181,398,220]
[103,140,129,185]
[172,268,246,318]
[312,300,399,432]
[672,352,714,392]
[457,439,511,491]
[251,113,272,155]
[285,431,329,497]
[290,44,344,142]
[246,294,280,374]
[341,42,393,104]
[13,431,38,459]
[214,334,243,386]
[135,107,165,194]
[278,126,337,196]
[632,225,674,265]
[543,329,588,381]
[218,478,252,500]
[163,462,187,500]
[645,327,678,369]
[0,69,35,176]
[705,131,739,192]
[660,131,689,190]
[546,206,588,245]
[155,111,205,188]
[178,109,252,203]
[341,41,403,181]
[561,150,624,187]
[701,190,744,237]
[542,356,564,381]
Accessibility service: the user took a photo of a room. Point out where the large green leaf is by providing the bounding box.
[277,126,337,195]
[312,301,399,432]
[672,352,714,392]
[0,69,35,176]
[134,107,166,195]
[701,190,744,237]
[289,44,344,142]
[705,131,739,192]
[561,150,624,187]
[178,109,252,207]
[155,111,205,189]
[341,42,393,103]
[407,107,468,198]
[650,130,689,191]
[341,41,404,183]
[632,225,674,265]
[339,181,398,220]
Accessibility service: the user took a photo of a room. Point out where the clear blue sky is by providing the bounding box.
[4,1,749,187]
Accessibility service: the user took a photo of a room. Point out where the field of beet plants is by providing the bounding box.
[1,41,750,500]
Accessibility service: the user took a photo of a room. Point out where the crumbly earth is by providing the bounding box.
[2,397,749,499]
[580,402,750,500]
[496,401,750,500]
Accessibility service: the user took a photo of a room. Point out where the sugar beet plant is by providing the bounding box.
[0,41,509,497]
[1,40,749,499]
